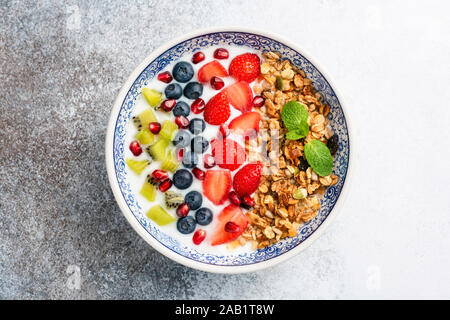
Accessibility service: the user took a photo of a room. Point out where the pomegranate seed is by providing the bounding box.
[129,140,142,156]
[192,51,205,64]
[192,167,205,180]
[192,229,206,245]
[252,95,265,108]
[157,71,173,83]
[242,195,255,208]
[176,203,190,218]
[191,98,205,114]
[158,179,172,192]
[224,221,240,233]
[210,76,225,90]
[218,124,230,138]
[228,191,241,206]
[176,148,184,162]
[214,48,229,60]
[151,169,168,182]
[148,122,161,134]
[175,115,190,129]
[203,154,216,168]
[160,99,176,112]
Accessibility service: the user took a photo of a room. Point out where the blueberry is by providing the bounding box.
[184,191,203,210]
[182,151,198,168]
[172,131,191,148]
[298,157,309,172]
[195,207,213,226]
[191,136,209,154]
[172,61,194,83]
[173,101,190,117]
[188,118,206,135]
[173,169,193,189]
[183,82,203,100]
[165,83,182,99]
[177,216,196,234]
[327,134,339,155]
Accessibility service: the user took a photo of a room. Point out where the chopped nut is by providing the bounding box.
[294,74,304,88]
[258,184,268,193]
[319,175,332,186]
[286,165,296,175]
[264,211,274,219]
[261,63,271,74]
[277,207,289,218]
[263,226,275,239]
[272,227,282,236]
[281,68,294,79]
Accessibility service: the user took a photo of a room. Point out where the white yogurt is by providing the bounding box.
[124,46,260,255]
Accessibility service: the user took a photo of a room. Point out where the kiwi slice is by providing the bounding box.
[159,120,178,141]
[132,109,157,131]
[134,128,154,145]
[147,138,169,161]
[126,158,151,175]
[161,149,179,173]
[146,205,176,226]
[142,88,162,107]
[140,175,157,202]
[164,191,184,208]
[147,175,159,186]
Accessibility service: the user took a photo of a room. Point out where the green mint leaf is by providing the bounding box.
[286,130,304,140]
[281,101,309,132]
[304,139,333,176]
[296,120,309,137]
[285,122,310,140]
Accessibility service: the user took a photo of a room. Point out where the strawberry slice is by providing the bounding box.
[211,138,246,171]
[226,81,253,113]
[228,112,261,137]
[228,53,261,83]
[211,205,248,246]
[203,90,230,125]
[202,170,232,205]
[233,162,263,197]
[197,60,228,83]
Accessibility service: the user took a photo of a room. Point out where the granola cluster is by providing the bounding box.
[231,51,339,250]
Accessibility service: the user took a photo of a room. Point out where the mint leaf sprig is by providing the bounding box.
[281,100,334,177]
[281,101,309,140]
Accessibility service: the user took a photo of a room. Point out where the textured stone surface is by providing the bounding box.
[1,0,450,299]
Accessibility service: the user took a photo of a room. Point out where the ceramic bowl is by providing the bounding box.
[105,27,352,273]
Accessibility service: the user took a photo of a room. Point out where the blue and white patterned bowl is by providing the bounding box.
[105,28,352,273]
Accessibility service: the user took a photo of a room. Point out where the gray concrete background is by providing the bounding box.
[1,0,450,299]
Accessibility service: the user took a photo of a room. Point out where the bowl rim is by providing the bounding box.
[105,26,353,274]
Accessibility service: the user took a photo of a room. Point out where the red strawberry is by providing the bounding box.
[226,81,253,113]
[228,53,261,83]
[197,60,228,83]
[202,170,232,205]
[211,138,246,171]
[203,90,230,125]
[232,162,263,197]
[211,205,248,246]
[228,112,261,137]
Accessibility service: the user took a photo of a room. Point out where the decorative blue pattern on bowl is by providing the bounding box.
[113,31,349,266]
